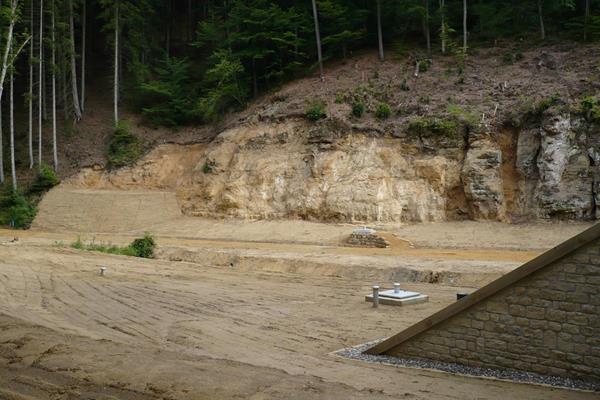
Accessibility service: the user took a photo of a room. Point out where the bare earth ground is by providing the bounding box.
[0,242,597,400]
[0,188,596,399]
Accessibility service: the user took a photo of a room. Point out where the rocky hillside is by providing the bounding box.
[63,43,600,223]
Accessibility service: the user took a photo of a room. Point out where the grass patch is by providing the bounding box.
[71,233,156,258]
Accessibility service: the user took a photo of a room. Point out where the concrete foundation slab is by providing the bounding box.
[365,294,429,306]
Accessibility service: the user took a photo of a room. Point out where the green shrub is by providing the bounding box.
[446,104,479,128]
[534,92,561,115]
[501,52,514,64]
[582,96,600,122]
[351,101,365,118]
[0,190,36,229]
[408,116,462,139]
[305,100,327,121]
[375,102,391,119]
[29,164,60,195]
[107,121,144,169]
[202,160,216,174]
[399,79,410,91]
[70,233,155,258]
[130,233,156,258]
[418,59,430,72]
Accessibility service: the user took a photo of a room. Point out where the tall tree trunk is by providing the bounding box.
[38,0,43,169]
[52,0,57,169]
[423,0,431,57]
[0,0,3,185]
[68,0,81,120]
[166,0,171,57]
[29,0,34,168]
[440,0,446,54]
[0,102,3,185]
[61,43,67,120]
[538,0,545,40]
[584,0,590,42]
[114,0,119,125]
[187,0,192,42]
[377,0,384,61]
[463,0,467,52]
[9,42,16,192]
[80,0,85,111]
[311,0,323,81]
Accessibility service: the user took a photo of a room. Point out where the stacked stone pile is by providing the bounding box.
[347,227,390,248]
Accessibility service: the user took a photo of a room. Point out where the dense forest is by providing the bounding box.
[0,0,597,201]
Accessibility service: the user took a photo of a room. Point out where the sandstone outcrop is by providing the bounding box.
[66,106,599,223]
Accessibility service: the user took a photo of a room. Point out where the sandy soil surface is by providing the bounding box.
[33,188,593,250]
[2,187,596,398]
[0,242,596,400]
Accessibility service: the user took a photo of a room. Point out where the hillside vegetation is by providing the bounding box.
[0,0,598,225]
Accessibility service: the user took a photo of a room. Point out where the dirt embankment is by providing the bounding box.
[54,44,600,224]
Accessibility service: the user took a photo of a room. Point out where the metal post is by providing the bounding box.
[100,267,107,276]
[394,282,400,294]
[372,285,379,308]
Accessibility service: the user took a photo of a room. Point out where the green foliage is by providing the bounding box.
[305,100,327,121]
[351,101,365,118]
[106,122,144,169]
[0,190,36,229]
[446,104,479,129]
[202,160,216,174]
[195,50,248,122]
[408,116,462,139]
[536,92,562,114]
[581,96,600,122]
[130,233,156,258]
[29,164,60,195]
[375,102,391,119]
[139,57,194,126]
[71,233,156,258]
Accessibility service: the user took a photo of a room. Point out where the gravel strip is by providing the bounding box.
[335,340,600,392]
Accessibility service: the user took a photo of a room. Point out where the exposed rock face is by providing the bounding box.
[66,110,599,223]
[462,137,504,220]
[516,111,597,220]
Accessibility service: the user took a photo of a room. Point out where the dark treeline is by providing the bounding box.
[0,0,598,193]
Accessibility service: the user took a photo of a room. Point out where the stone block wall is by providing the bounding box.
[388,238,600,382]
[346,233,390,248]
